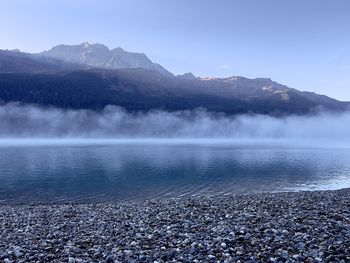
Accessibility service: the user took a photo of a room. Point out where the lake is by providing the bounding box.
[0,139,350,203]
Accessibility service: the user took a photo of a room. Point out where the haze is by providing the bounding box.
[1,104,350,142]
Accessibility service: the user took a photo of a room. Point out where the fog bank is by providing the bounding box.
[0,103,349,139]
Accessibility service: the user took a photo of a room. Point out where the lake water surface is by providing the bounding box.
[1,139,350,203]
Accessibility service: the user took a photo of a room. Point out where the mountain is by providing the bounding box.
[0,48,349,115]
[0,49,83,74]
[37,42,173,77]
[177,72,196,79]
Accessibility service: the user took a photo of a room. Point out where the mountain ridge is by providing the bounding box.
[0,46,349,115]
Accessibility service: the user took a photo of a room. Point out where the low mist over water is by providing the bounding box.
[1,103,350,139]
[1,103,350,202]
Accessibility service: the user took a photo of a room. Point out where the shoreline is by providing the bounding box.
[0,188,345,206]
[1,189,350,262]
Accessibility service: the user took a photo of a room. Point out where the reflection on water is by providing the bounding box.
[0,139,350,203]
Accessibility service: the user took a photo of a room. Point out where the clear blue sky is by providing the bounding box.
[1,0,350,100]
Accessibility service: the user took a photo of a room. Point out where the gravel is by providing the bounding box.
[1,189,350,262]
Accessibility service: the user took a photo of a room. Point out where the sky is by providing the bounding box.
[0,0,350,100]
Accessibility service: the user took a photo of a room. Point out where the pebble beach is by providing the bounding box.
[1,189,350,262]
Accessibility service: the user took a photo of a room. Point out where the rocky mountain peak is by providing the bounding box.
[178,72,196,79]
[38,43,172,76]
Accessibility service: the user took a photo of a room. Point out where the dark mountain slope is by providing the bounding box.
[0,49,349,115]
[0,50,83,74]
[0,71,249,113]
